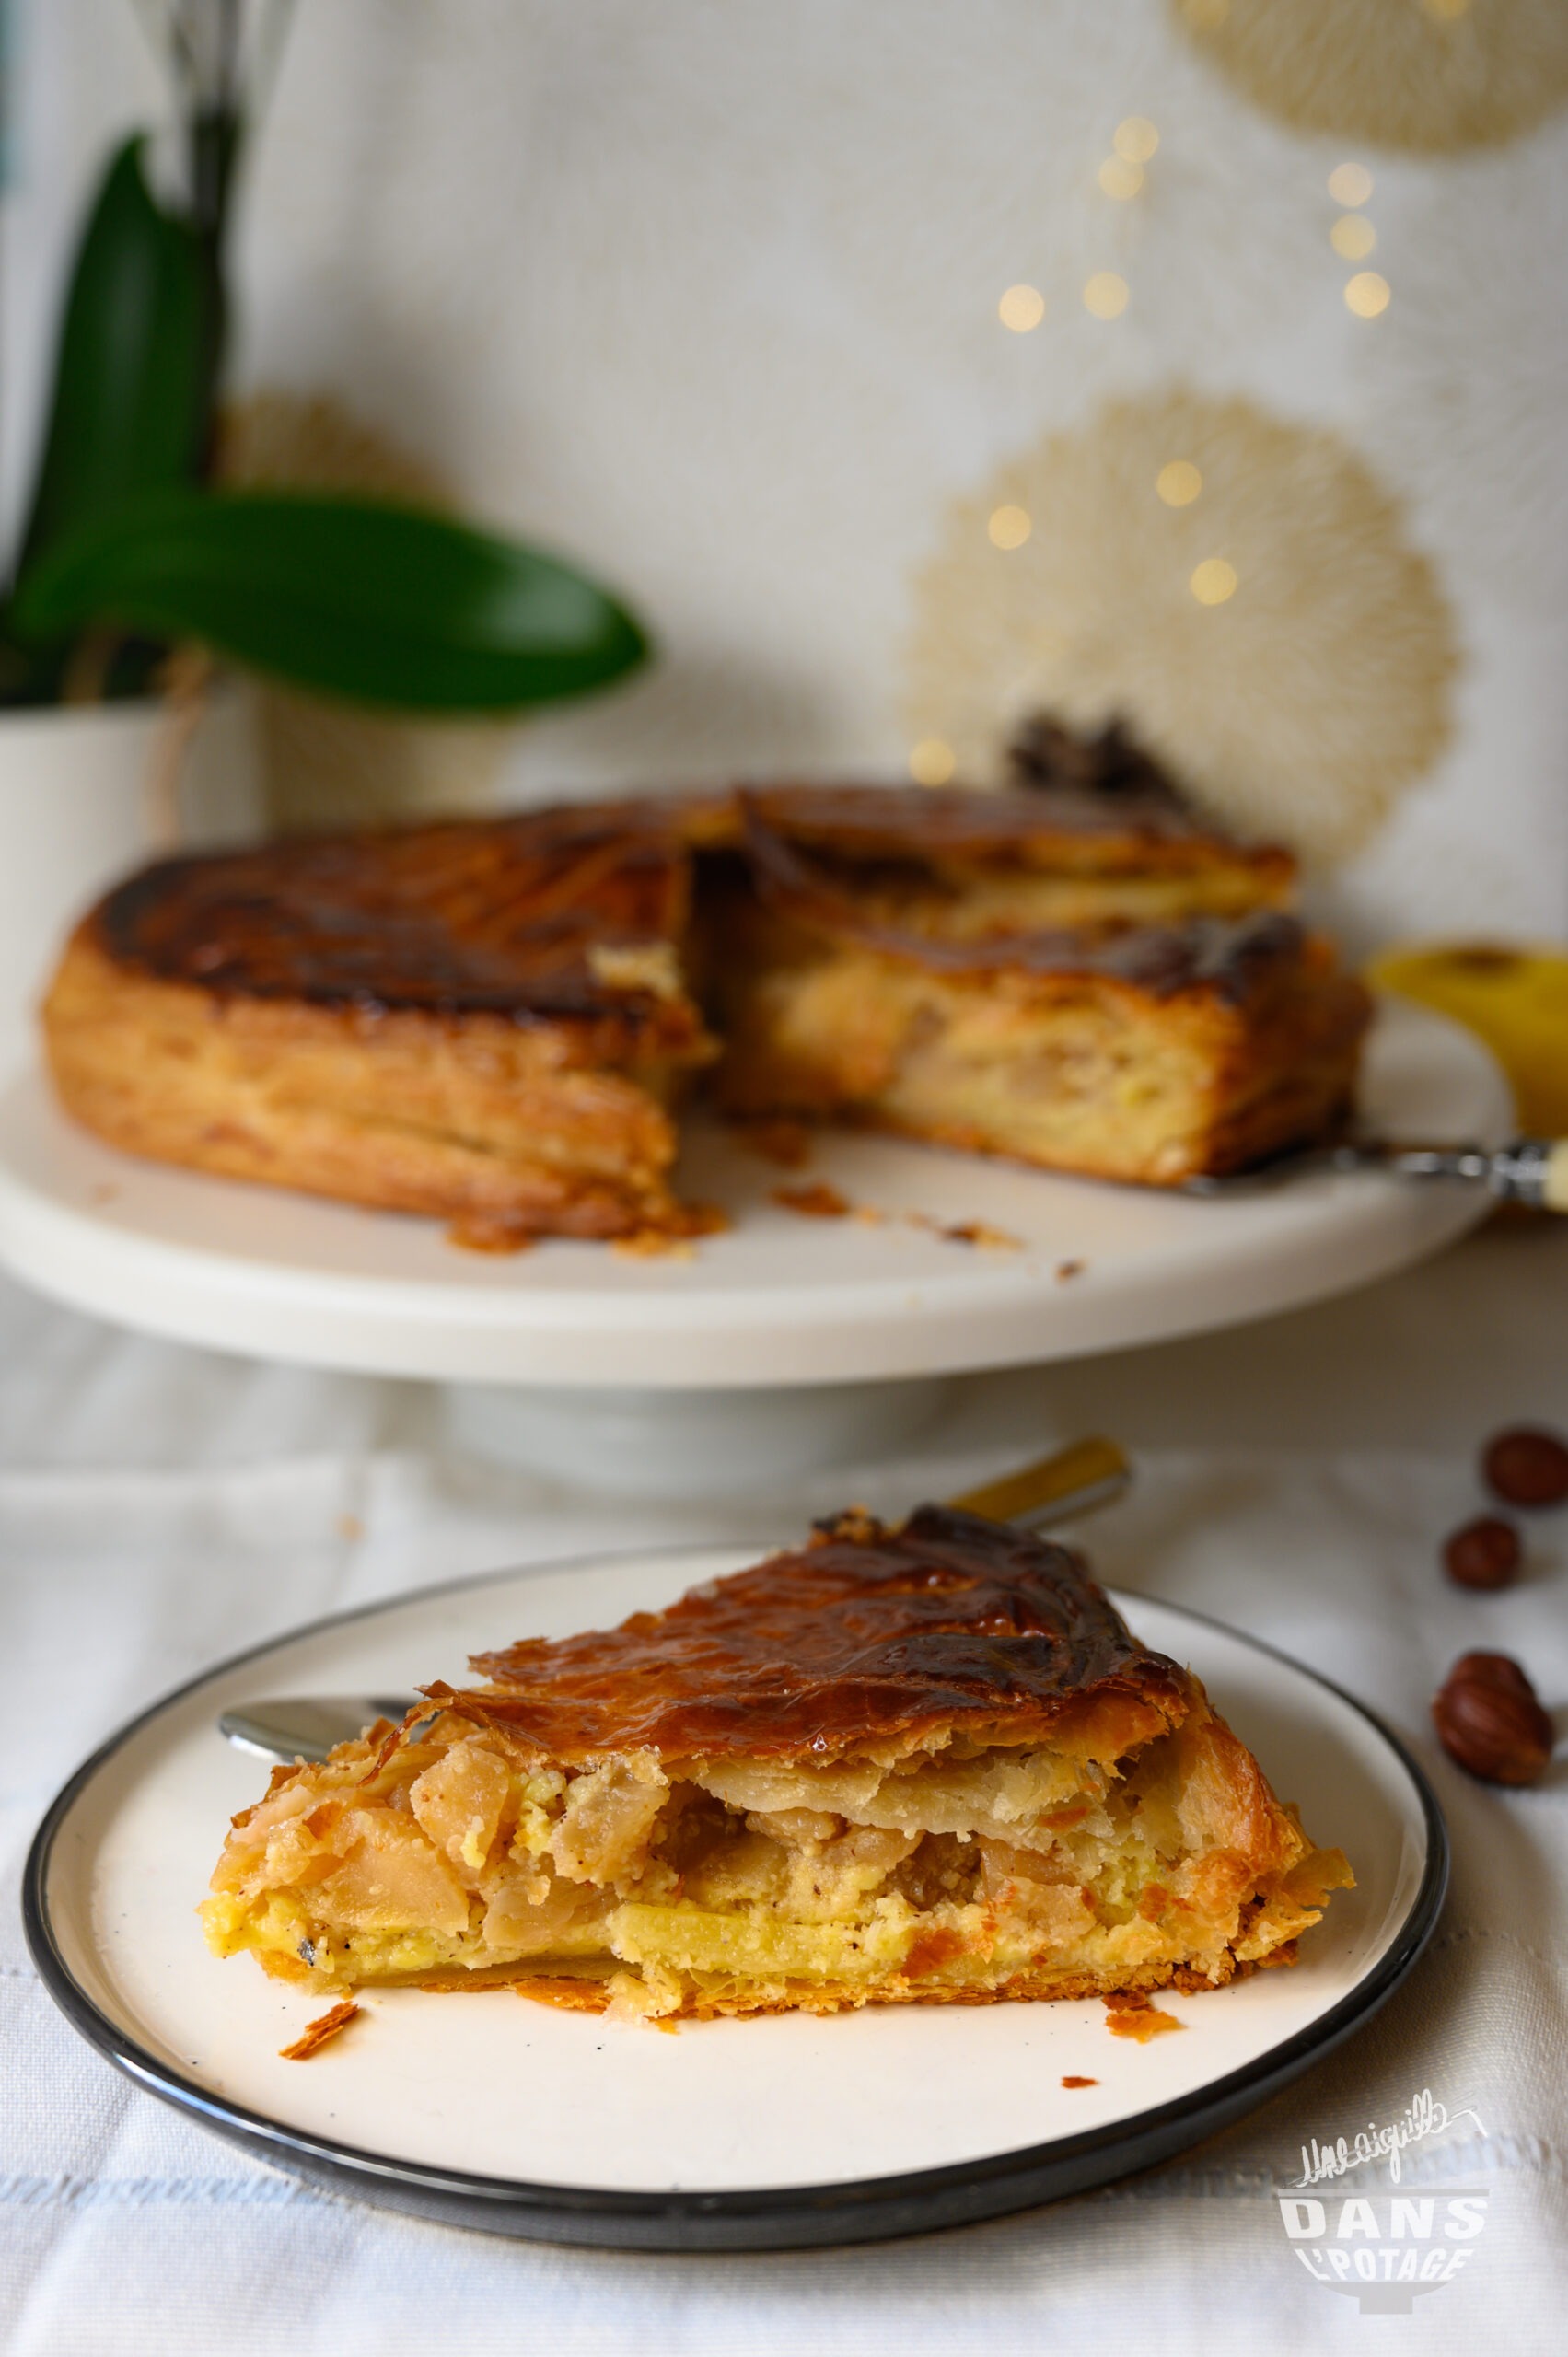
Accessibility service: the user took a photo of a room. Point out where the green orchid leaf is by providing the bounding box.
[11,489,650,713]
[13,136,214,588]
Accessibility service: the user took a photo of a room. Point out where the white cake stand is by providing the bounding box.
[0,1002,1509,1491]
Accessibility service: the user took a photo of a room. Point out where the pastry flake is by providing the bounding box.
[279,1997,362,2060]
[203,1508,1352,2021]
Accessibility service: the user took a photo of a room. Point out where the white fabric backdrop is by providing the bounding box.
[2,1223,1565,2352]
[5,1,1567,936]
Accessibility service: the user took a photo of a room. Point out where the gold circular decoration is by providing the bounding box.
[903,389,1458,867]
[218,393,509,834]
[1172,0,1568,155]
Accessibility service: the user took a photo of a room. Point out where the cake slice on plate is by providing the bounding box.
[203,1506,1351,2019]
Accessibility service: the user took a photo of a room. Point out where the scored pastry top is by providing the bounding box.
[436,1505,1190,1765]
[743,780,1295,883]
[738,807,1318,1006]
[88,803,698,1027]
[82,780,1296,1026]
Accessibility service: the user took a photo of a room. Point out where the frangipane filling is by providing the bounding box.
[203,1690,1345,2019]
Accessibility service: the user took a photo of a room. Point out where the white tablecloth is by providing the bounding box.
[3,1225,1565,2354]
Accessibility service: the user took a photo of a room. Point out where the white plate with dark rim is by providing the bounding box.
[26,1545,1447,2251]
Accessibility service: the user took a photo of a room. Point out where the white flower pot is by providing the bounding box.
[0,691,261,1084]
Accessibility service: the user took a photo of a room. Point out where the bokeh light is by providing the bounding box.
[988,505,1032,550]
[1083,272,1130,319]
[1156,460,1203,507]
[1328,162,1375,206]
[1098,156,1144,200]
[909,738,957,786]
[998,284,1046,332]
[1114,117,1160,164]
[1330,214,1376,261]
[1190,559,1237,606]
[1344,271,1391,318]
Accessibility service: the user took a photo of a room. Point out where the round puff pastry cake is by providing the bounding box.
[41,783,1368,1237]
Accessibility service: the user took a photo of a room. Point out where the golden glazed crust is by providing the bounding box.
[452,1504,1190,1764]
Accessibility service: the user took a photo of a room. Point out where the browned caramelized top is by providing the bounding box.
[438,1506,1186,1763]
[741,813,1311,1006]
[84,782,1295,1028]
[91,805,697,1027]
[747,781,1294,883]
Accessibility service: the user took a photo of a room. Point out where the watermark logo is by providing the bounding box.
[1274,2090,1489,2316]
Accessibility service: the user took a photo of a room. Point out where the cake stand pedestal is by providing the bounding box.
[442,1375,955,1497]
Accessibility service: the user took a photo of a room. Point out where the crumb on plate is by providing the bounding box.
[772,1181,853,1219]
[612,1202,728,1259]
[279,1999,361,2061]
[446,1214,539,1254]
[1103,1992,1183,2042]
[927,1217,1022,1251]
[901,1211,1022,1249]
[733,1119,814,1169]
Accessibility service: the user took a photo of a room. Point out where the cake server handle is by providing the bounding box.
[1189,1134,1568,1208]
[1354,1135,1568,1210]
[216,1434,1133,1766]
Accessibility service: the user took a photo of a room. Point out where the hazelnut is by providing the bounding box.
[1481,1426,1568,1509]
[1433,1652,1553,1786]
[1443,1515,1521,1592]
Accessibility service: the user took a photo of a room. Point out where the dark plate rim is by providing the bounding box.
[24,1541,1450,2240]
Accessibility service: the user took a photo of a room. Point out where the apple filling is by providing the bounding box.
[203,1690,1349,2019]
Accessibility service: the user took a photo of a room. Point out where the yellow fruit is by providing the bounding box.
[1367,943,1568,1133]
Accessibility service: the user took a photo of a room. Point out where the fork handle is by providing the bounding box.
[1384,1137,1568,1212]
[947,1434,1131,1528]
[1532,1140,1568,1213]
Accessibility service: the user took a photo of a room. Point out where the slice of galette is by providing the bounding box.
[203,1507,1351,2019]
